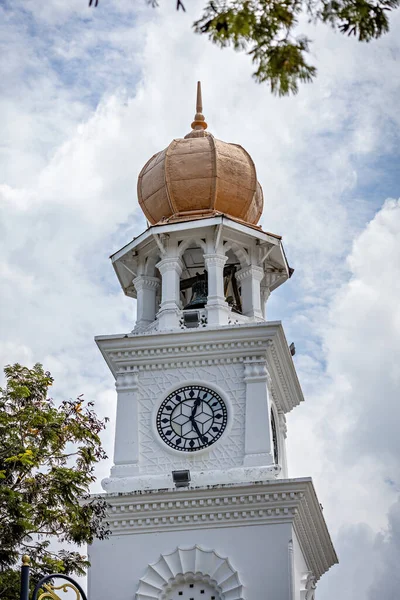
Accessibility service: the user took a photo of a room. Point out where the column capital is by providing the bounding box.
[278,409,287,439]
[156,256,183,276]
[133,275,160,292]
[115,370,139,391]
[204,252,228,268]
[243,356,270,382]
[263,271,283,287]
[236,264,264,283]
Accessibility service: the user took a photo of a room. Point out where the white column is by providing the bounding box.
[111,371,139,478]
[133,275,160,330]
[236,265,264,318]
[262,271,285,319]
[156,256,183,330]
[243,357,274,467]
[204,252,229,326]
[261,283,271,319]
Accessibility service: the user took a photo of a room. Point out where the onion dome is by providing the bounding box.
[137,82,264,226]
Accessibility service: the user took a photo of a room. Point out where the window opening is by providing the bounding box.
[182,271,208,309]
[271,409,279,464]
[164,579,221,600]
[223,264,241,313]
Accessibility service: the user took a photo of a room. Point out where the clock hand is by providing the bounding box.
[190,416,207,444]
[190,397,201,419]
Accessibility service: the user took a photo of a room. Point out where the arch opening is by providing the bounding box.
[161,573,222,600]
[136,546,244,600]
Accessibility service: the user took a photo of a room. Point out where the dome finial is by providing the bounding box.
[191,81,208,131]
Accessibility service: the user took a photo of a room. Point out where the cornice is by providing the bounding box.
[110,216,281,263]
[96,322,303,413]
[265,326,304,413]
[99,478,337,580]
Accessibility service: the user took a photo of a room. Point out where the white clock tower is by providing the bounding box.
[88,83,337,600]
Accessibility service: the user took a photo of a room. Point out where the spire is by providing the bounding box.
[190,81,208,132]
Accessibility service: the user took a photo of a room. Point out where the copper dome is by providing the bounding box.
[137,83,264,226]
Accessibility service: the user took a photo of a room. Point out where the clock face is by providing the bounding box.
[156,385,228,452]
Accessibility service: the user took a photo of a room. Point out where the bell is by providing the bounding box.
[184,272,208,309]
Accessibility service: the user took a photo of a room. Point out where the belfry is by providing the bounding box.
[89,83,337,600]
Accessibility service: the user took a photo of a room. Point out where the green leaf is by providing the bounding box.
[0,363,110,597]
[193,0,399,94]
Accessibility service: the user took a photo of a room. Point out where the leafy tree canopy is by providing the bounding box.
[90,0,399,95]
[0,363,109,600]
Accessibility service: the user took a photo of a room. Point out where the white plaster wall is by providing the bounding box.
[137,363,247,473]
[88,521,294,600]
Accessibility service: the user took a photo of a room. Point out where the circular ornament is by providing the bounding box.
[156,385,228,452]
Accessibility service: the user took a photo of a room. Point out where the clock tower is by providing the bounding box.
[88,83,337,600]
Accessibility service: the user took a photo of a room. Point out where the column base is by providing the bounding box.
[243,452,275,467]
[102,464,279,493]
[205,298,230,326]
[156,306,181,330]
[111,463,140,478]
[133,319,154,332]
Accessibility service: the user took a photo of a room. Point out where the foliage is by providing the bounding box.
[0,363,110,599]
[194,0,399,95]
[90,0,399,95]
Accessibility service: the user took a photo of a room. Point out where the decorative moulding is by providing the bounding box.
[95,322,303,414]
[300,572,316,600]
[136,545,244,600]
[97,478,338,581]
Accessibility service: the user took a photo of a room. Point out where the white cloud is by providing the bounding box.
[288,199,400,598]
[368,497,400,598]
[0,0,400,595]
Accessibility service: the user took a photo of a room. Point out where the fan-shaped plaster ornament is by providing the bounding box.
[136,545,244,600]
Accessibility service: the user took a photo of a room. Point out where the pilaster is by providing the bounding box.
[236,264,264,318]
[243,356,274,467]
[111,371,140,478]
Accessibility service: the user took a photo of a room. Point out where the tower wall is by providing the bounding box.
[89,522,293,600]
[88,480,334,600]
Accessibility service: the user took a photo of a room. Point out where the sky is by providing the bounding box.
[0,0,400,597]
